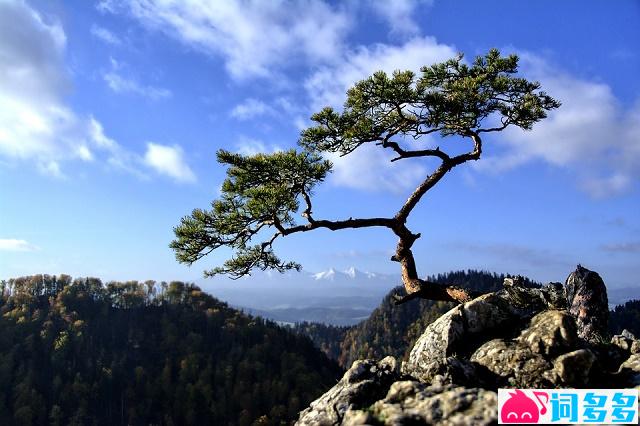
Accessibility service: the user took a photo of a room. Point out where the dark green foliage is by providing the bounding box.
[300,48,560,155]
[609,299,640,336]
[171,150,331,278]
[171,50,560,282]
[293,270,538,368]
[290,322,350,361]
[0,274,341,426]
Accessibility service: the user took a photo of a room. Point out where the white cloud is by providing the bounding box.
[37,160,64,178]
[0,239,39,252]
[105,0,350,80]
[475,52,640,198]
[235,136,282,156]
[230,98,273,120]
[305,36,457,111]
[370,0,433,37]
[229,96,301,126]
[104,72,172,100]
[327,143,427,193]
[144,142,196,182]
[0,1,140,178]
[0,0,71,172]
[90,24,121,45]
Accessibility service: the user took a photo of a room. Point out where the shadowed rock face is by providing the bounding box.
[565,264,609,343]
[297,268,639,425]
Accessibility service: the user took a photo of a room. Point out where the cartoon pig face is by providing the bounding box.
[501,390,542,423]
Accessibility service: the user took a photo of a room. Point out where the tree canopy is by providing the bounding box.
[171,49,560,303]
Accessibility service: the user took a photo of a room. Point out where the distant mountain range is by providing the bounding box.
[200,267,640,326]
[200,267,399,325]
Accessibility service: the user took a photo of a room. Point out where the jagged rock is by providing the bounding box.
[369,380,497,426]
[406,355,488,387]
[297,266,634,424]
[564,265,609,343]
[340,380,497,426]
[296,357,399,425]
[517,310,579,357]
[403,293,522,382]
[618,354,640,387]
[471,338,552,387]
[503,277,566,312]
[549,349,596,386]
[613,330,640,355]
[612,334,634,352]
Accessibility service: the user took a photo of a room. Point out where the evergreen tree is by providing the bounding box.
[171,49,560,303]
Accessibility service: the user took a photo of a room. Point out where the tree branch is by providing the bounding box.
[280,217,396,236]
[377,138,450,162]
[300,189,315,223]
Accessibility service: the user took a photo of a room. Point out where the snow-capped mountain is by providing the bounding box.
[311,267,380,281]
[198,266,400,324]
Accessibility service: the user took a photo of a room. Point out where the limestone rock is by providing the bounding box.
[503,277,566,312]
[517,310,578,357]
[618,354,640,387]
[564,265,609,343]
[296,357,399,425]
[471,338,552,387]
[612,334,634,352]
[550,349,596,386]
[403,293,520,382]
[297,266,634,424]
[368,380,497,426]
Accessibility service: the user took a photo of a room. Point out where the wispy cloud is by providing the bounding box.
[91,24,121,45]
[474,51,640,198]
[449,241,571,269]
[101,0,350,80]
[0,0,127,179]
[230,98,274,120]
[0,239,39,252]
[103,72,171,100]
[143,142,196,183]
[234,136,282,156]
[370,0,433,37]
[601,242,640,253]
[305,36,457,111]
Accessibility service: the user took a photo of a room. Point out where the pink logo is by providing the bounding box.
[500,390,548,423]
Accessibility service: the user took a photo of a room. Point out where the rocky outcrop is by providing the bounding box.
[297,265,638,425]
[565,264,609,343]
[342,379,497,426]
[297,357,399,425]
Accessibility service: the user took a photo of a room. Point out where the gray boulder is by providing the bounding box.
[517,310,579,357]
[296,357,399,425]
[565,265,609,343]
[326,378,498,426]
[618,354,640,388]
[402,293,520,382]
[548,349,596,386]
[471,338,552,387]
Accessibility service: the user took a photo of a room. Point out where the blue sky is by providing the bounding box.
[1,0,639,289]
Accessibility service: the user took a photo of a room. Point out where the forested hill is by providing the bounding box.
[610,299,640,336]
[0,275,341,426]
[293,270,539,368]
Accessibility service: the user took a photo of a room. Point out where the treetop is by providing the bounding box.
[171,49,560,299]
[300,48,559,156]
